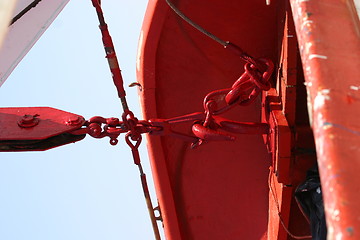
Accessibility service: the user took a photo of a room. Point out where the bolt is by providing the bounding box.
[66,116,84,126]
[18,114,39,128]
[22,115,34,123]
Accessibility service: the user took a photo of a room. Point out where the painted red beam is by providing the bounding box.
[290,1,360,239]
[0,107,86,151]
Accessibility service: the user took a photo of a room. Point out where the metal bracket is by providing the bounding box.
[262,88,292,185]
[0,107,86,151]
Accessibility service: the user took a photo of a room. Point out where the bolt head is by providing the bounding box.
[18,114,39,128]
[66,116,84,126]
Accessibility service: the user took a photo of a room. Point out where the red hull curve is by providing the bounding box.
[137,0,310,239]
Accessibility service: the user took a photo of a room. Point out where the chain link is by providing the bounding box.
[89,1,275,238]
[204,58,274,116]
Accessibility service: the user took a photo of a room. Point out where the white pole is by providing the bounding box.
[0,0,17,49]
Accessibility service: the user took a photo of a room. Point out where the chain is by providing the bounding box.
[69,116,150,145]
[89,1,275,238]
[164,0,260,67]
[191,58,274,147]
[72,58,274,148]
[164,0,275,117]
[203,58,274,116]
[90,2,162,239]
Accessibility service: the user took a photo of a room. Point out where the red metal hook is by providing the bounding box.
[213,116,269,135]
[192,123,235,142]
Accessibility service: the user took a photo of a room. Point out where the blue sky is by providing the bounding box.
[0,1,162,239]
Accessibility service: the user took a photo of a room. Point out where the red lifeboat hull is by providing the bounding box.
[137,0,360,239]
[137,1,282,239]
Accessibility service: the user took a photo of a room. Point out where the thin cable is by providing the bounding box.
[138,162,161,240]
[125,132,161,240]
[10,0,42,26]
[91,0,129,112]
[268,168,312,239]
[164,0,227,46]
[164,0,259,66]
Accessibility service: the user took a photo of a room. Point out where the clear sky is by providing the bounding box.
[0,1,162,239]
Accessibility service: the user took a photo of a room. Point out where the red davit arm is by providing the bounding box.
[291,0,360,239]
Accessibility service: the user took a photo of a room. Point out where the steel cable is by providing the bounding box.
[164,0,228,46]
[164,0,259,67]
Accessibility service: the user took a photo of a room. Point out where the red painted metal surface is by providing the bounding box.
[136,0,325,239]
[291,0,360,239]
[137,1,286,239]
[263,88,292,186]
[0,107,85,140]
[0,0,345,238]
[0,107,85,151]
[0,0,332,238]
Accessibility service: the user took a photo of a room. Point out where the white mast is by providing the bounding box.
[0,0,70,87]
